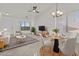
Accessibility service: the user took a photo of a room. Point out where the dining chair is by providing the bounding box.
[60,37,77,56]
[66,31,78,38]
[39,33,52,46]
[61,32,78,47]
[33,33,52,56]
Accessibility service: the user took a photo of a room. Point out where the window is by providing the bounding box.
[20,21,30,31]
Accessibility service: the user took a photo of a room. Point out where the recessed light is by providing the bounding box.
[33,10,36,12]
[57,10,60,14]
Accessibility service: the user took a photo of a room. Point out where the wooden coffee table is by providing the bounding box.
[40,46,64,56]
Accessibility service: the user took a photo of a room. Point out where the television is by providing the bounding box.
[39,26,46,31]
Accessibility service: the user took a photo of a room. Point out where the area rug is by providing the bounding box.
[0,35,39,52]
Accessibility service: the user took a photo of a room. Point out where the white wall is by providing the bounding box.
[67,11,79,43]
[0,13,36,34]
[34,9,79,43]
[0,3,79,43]
[34,9,67,34]
[34,6,55,32]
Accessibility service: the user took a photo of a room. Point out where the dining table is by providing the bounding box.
[46,33,66,53]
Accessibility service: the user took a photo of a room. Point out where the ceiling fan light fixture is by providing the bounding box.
[52,12,55,16]
[33,10,36,12]
[52,3,63,17]
[57,10,60,14]
[59,12,63,15]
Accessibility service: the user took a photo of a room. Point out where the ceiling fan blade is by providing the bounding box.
[35,10,39,13]
[27,10,32,12]
[27,6,39,13]
[33,6,37,10]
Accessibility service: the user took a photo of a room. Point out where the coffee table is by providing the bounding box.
[16,35,26,43]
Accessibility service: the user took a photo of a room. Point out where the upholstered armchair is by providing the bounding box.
[2,31,11,45]
[0,37,5,48]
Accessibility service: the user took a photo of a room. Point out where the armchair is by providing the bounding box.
[0,37,5,48]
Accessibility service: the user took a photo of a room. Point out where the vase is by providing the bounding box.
[53,39,59,53]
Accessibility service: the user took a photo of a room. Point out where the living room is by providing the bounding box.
[0,3,79,56]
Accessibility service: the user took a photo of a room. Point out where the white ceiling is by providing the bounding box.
[0,3,79,19]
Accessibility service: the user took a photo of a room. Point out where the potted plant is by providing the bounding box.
[52,28,59,33]
[52,28,60,53]
[31,27,36,35]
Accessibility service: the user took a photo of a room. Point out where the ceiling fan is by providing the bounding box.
[28,6,39,13]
